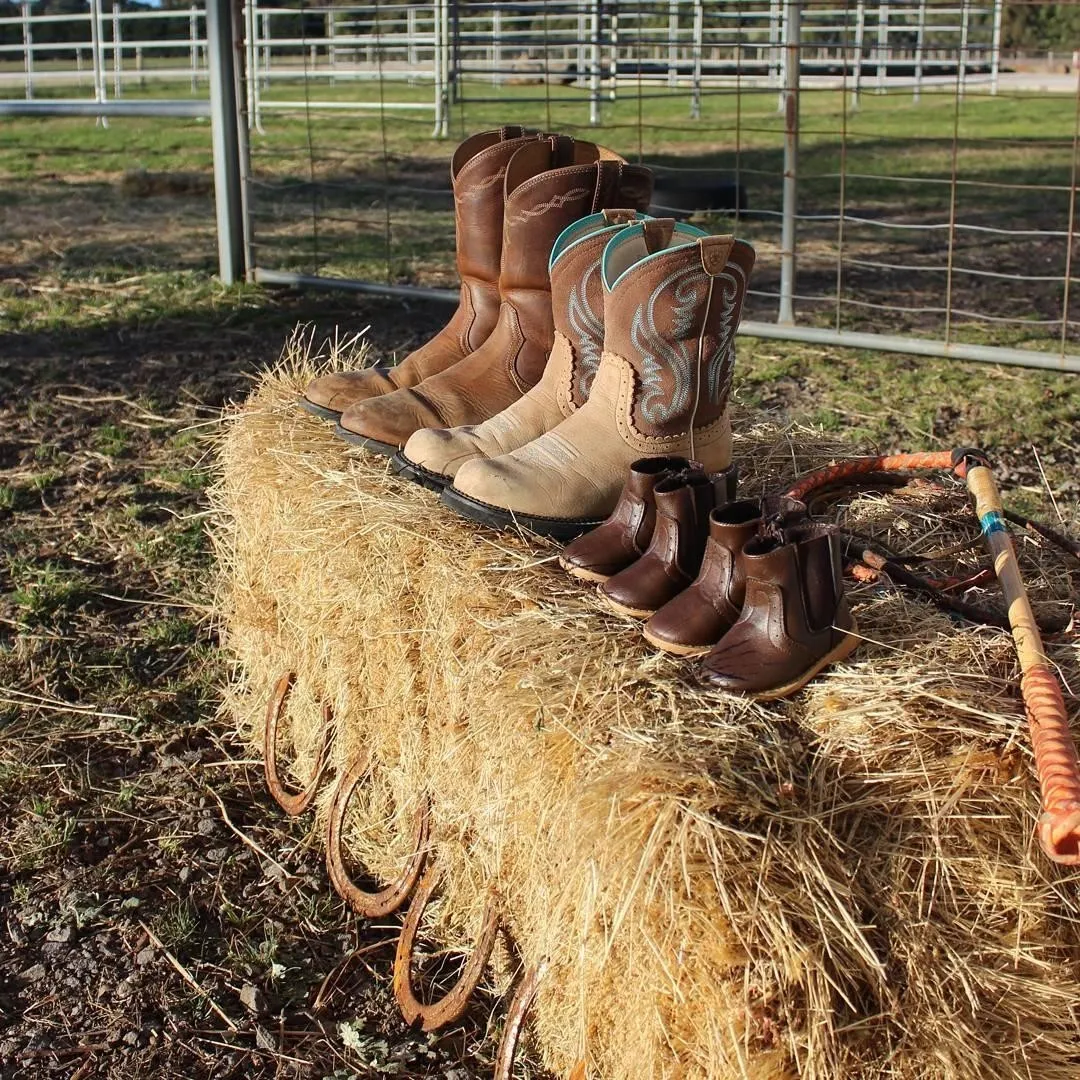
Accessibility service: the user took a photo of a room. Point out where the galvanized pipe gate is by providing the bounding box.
[2,0,1078,373]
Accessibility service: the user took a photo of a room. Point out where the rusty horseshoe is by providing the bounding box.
[392,862,500,1031]
[325,751,430,918]
[493,961,547,1080]
[263,671,331,816]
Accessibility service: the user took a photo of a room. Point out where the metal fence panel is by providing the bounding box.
[4,0,1078,371]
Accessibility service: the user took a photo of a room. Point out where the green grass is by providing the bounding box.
[9,560,93,627]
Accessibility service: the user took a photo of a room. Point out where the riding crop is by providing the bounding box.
[786,448,1080,865]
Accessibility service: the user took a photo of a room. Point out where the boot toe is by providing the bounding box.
[403,426,484,479]
[306,368,397,410]
[645,591,730,653]
[600,557,681,617]
[698,640,774,694]
[339,388,445,448]
[453,456,527,509]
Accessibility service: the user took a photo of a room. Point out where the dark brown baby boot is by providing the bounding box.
[699,523,859,700]
[643,499,762,656]
[599,464,737,618]
[559,456,699,582]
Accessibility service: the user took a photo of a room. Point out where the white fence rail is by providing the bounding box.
[3,0,1079,372]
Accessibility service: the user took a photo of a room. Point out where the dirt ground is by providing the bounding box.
[0,290,523,1080]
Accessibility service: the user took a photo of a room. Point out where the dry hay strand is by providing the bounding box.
[208,328,1080,1080]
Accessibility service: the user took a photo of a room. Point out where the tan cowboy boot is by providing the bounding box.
[393,208,649,490]
[299,126,540,421]
[334,136,654,455]
[441,221,755,541]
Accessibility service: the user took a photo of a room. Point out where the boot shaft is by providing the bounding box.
[695,499,763,607]
[649,467,733,578]
[740,525,845,641]
[450,127,543,350]
[498,137,654,388]
[451,126,541,284]
[549,209,649,409]
[601,223,756,441]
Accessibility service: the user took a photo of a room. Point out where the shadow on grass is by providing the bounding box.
[0,286,450,408]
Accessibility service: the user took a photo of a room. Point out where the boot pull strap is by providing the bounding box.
[642,218,677,253]
[699,234,736,276]
[548,133,578,166]
[601,208,641,225]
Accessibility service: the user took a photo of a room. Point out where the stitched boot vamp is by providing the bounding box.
[307,320,472,409]
[451,353,730,523]
[338,307,531,448]
[700,580,837,694]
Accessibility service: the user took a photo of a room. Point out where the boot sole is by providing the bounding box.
[391,452,451,492]
[297,397,342,422]
[557,557,611,584]
[727,624,860,702]
[439,487,603,542]
[333,424,400,458]
[597,587,657,620]
[641,626,712,657]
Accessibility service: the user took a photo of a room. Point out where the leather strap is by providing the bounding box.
[700,234,736,275]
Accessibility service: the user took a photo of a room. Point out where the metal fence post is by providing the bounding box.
[88,0,108,127]
[875,0,887,94]
[778,0,800,326]
[449,0,460,106]
[431,0,447,138]
[990,0,1003,95]
[589,0,601,126]
[20,2,32,101]
[958,0,969,103]
[769,0,780,88]
[608,3,618,102]
[667,0,678,88]
[914,0,926,102]
[327,7,335,83]
[243,0,256,129]
[851,0,864,110]
[690,0,702,119]
[260,11,269,90]
[205,0,246,285]
[441,0,451,136]
[112,2,122,99]
[189,5,199,93]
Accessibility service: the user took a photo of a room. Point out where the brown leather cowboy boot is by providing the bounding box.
[599,465,737,618]
[442,221,754,540]
[699,524,859,700]
[393,208,649,490]
[642,499,761,655]
[334,137,653,454]
[299,126,540,421]
[558,455,698,583]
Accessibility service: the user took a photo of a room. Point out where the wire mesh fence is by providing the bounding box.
[3,0,1079,370]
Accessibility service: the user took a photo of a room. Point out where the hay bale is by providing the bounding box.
[209,332,1080,1080]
